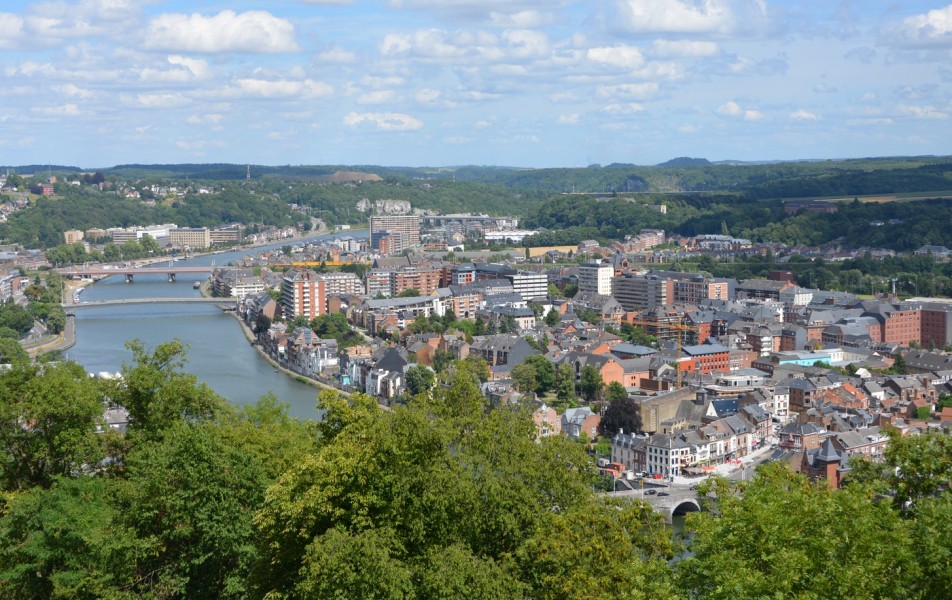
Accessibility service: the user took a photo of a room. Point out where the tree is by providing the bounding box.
[433,348,453,374]
[116,339,225,439]
[544,307,560,327]
[849,428,952,512]
[396,288,420,298]
[555,363,576,406]
[600,396,642,437]
[45,305,66,335]
[0,361,106,490]
[510,363,538,394]
[915,404,932,420]
[524,354,556,394]
[605,381,628,403]
[580,364,604,401]
[404,365,435,397]
[0,338,28,364]
[678,464,917,599]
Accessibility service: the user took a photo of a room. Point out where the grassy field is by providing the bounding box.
[781,190,952,203]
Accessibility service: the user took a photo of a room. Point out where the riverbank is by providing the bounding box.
[23,313,76,357]
[227,311,349,397]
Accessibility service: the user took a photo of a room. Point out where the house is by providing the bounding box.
[561,407,600,440]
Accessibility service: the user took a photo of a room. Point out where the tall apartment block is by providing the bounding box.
[370,215,421,256]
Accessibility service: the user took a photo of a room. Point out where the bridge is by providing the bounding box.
[607,486,701,524]
[59,265,214,283]
[64,297,237,310]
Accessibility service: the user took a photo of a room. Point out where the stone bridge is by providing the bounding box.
[606,488,702,524]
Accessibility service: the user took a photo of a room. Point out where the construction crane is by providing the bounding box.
[623,311,697,387]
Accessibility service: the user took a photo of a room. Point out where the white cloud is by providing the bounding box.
[813,83,838,93]
[489,10,552,29]
[557,113,580,124]
[596,82,660,100]
[790,109,818,121]
[587,45,645,69]
[186,114,224,125]
[232,78,334,99]
[137,92,190,108]
[380,27,549,62]
[139,55,211,82]
[603,103,644,114]
[718,100,762,120]
[0,14,25,49]
[53,83,93,99]
[357,90,398,105]
[889,5,952,47]
[416,89,442,103]
[651,39,720,58]
[897,104,948,120]
[317,47,357,63]
[343,112,423,131]
[144,10,300,54]
[614,0,767,35]
[32,103,81,116]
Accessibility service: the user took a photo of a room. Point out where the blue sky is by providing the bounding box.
[1,1,952,168]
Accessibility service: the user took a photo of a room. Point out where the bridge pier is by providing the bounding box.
[125,274,134,283]
[168,273,176,282]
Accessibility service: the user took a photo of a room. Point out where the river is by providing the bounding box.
[64,230,367,420]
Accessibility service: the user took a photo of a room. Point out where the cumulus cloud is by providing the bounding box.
[380,27,549,62]
[32,103,81,116]
[232,78,334,99]
[596,82,660,100]
[651,39,720,58]
[186,114,224,125]
[144,10,300,54]
[897,104,948,120]
[789,109,818,121]
[137,92,190,108]
[357,90,398,105]
[317,47,357,63]
[613,0,767,35]
[587,45,645,69]
[343,112,423,131]
[53,83,93,99]
[139,55,212,82]
[557,113,580,124]
[603,102,645,114]
[717,100,762,120]
[887,5,952,47]
[0,14,25,49]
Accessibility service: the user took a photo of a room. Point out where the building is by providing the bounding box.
[370,215,421,255]
[63,230,84,245]
[210,225,242,244]
[508,270,548,301]
[170,227,212,250]
[281,270,363,319]
[578,260,614,296]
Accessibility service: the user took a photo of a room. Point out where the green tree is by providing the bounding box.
[510,363,538,394]
[580,364,604,401]
[116,339,225,440]
[404,364,436,397]
[433,348,453,374]
[0,361,106,491]
[544,307,560,327]
[555,363,576,406]
[524,354,556,395]
[396,288,421,298]
[678,464,917,599]
[605,380,628,403]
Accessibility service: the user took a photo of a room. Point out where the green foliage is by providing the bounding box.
[116,339,225,440]
[310,312,363,348]
[0,361,106,491]
[580,364,604,401]
[915,405,932,420]
[510,362,538,394]
[849,428,952,513]
[679,463,918,599]
[404,364,435,397]
[544,307,560,327]
[396,287,421,298]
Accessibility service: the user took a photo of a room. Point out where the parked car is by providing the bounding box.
[652,473,663,479]
[657,492,670,497]
[644,489,657,495]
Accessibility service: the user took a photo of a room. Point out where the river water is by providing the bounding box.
[64,230,366,420]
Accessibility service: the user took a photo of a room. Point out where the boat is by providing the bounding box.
[193,281,201,289]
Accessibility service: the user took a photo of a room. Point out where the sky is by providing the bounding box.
[2,1,952,168]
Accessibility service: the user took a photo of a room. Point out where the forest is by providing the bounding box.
[0,342,949,599]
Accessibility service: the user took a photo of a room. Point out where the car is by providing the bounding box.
[652,473,663,479]
[657,492,670,496]
[644,489,657,495]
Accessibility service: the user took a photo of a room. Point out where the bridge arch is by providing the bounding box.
[671,499,701,518]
